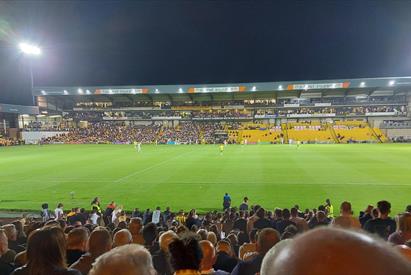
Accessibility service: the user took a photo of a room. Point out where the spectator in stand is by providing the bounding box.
[0,229,15,275]
[66,227,89,266]
[103,201,116,225]
[388,213,411,245]
[129,218,144,245]
[70,227,112,275]
[223,193,231,211]
[364,200,396,240]
[199,240,229,275]
[90,197,102,216]
[239,197,249,211]
[132,208,142,218]
[308,211,329,229]
[12,226,81,275]
[175,210,186,225]
[1,224,24,253]
[247,205,261,234]
[260,227,411,275]
[290,207,309,233]
[231,228,280,275]
[238,229,258,260]
[254,208,272,230]
[359,205,374,227]
[41,203,52,222]
[89,244,156,275]
[12,221,26,247]
[331,201,361,229]
[113,229,132,248]
[168,233,203,275]
[152,230,177,275]
[142,223,159,255]
[325,199,334,218]
[406,205,411,213]
[55,203,64,220]
[274,209,296,235]
[186,209,199,230]
[233,211,247,233]
[213,240,237,273]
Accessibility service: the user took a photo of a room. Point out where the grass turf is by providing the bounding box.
[0,144,411,215]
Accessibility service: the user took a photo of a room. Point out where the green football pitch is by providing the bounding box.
[0,144,411,214]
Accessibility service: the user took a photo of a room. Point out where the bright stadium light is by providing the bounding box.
[178,88,183,93]
[360,82,366,87]
[86,89,91,94]
[278,85,283,90]
[78,88,84,94]
[18,42,42,56]
[41,90,46,95]
[155,89,160,94]
[389,80,395,86]
[109,89,113,94]
[251,86,257,91]
[63,90,68,95]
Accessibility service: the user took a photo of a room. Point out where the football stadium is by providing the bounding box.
[1,1,411,274]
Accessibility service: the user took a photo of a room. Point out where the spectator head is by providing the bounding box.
[283,209,291,220]
[325,199,331,206]
[406,205,411,213]
[260,239,294,275]
[206,231,217,246]
[256,207,266,219]
[159,230,177,253]
[41,203,49,210]
[128,218,143,235]
[88,227,112,257]
[113,229,132,248]
[216,240,233,256]
[169,233,202,272]
[340,201,353,215]
[0,229,8,256]
[57,203,63,208]
[1,224,17,241]
[261,227,411,275]
[257,228,280,255]
[67,227,89,251]
[197,229,207,240]
[397,213,411,233]
[249,228,258,243]
[199,240,216,272]
[142,222,157,246]
[274,208,283,219]
[26,226,67,274]
[243,197,248,202]
[377,200,391,216]
[316,211,327,222]
[290,208,299,218]
[89,244,156,275]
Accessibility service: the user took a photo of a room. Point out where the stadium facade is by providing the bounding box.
[2,77,411,144]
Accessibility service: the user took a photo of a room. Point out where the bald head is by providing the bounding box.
[262,227,411,275]
[200,240,216,271]
[113,229,132,248]
[67,227,89,251]
[88,227,112,256]
[257,228,280,255]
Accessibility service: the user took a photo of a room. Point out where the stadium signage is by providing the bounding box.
[287,82,350,90]
[188,86,246,93]
[287,113,336,118]
[315,103,332,107]
[95,88,149,95]
[365,112,397,116]
[284,103,300,107]
[255,114,277,119]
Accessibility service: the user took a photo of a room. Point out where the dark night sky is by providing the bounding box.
[1,0,411,105]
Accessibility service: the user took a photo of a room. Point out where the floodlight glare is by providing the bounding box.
[78,88,83,94]
[389,80,395,86]
[18,42,42,56]
[178,88,183,93]
[63,90,68,95]
[278,85,283,90]
[360,82,366,87]
[251,86,257,91]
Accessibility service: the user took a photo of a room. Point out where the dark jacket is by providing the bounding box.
[213,252,237,273]
[231,254,264,275]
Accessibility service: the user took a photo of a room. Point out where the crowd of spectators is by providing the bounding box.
[0,197,410,275]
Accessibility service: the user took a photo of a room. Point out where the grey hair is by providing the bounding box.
[89,244,156,275]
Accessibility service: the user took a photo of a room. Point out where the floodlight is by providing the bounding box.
[41,90,46,95]
[78,88,84,94]
[86,89,91,94]
[63,90,68,95]
[360,82,366,87]
[178,88,183,93]
[389,80,395,86]
[155,89,160,94]
[18,42,42,56]
[278,85,283,90]
[251,86,257,91]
